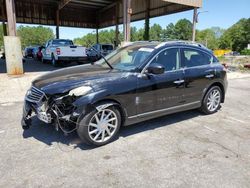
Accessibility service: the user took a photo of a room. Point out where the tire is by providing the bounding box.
[200,86,222,114]
[77,105,121,146]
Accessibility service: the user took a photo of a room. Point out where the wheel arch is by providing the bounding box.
[204,82,225,103]
[92,99,128,126]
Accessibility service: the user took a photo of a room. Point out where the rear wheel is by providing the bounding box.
[200,86,222,114]
[77,105,121,146]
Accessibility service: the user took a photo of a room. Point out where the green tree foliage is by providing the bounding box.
[174,19,193,40]
[219,18,250,51]
[196,29,219,50]
[74,29,123,47]
[162,19,192,40]
[17,26,54,48]
[163,23,176,40]
[210,27,225,38]
[149,24,163,41]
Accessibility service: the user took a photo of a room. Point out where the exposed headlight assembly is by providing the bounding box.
[68,86,92,97]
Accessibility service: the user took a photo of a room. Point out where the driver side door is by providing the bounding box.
[136,47,185,119]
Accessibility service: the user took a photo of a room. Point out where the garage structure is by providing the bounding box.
[0,0,202,75]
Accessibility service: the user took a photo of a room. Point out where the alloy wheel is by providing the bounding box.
[88,109,118,143]
[207,89,221,112]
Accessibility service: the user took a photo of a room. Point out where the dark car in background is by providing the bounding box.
[22,41,227,146]
[24,47,36,58]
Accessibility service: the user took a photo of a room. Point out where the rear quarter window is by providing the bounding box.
[182,48,213,68]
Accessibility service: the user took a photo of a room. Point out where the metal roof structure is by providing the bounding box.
[0,0,202,29]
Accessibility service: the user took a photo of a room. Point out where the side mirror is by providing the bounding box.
[146,63,165,74]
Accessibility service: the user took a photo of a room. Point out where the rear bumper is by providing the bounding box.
[57,56,88,62]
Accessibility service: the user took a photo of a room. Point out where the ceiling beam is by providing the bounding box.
[71,0,109,7]
[98,2,116,13]
[58,0,72,10]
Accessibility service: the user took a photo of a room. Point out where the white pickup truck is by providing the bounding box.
[42,39,88,66]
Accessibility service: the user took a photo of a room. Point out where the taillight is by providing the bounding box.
[56,48,61,55]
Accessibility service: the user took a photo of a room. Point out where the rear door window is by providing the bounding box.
[182,48,212,68]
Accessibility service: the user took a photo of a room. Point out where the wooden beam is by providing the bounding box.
[5,0,16,36]
[56,9,60,39]
[98,2,116,13]
[115,1,120,47]
[143,0,150,40]
[123,0,131,42]
[58,0,72,10]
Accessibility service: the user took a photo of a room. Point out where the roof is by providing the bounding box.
[124,40,212,53]
[0,0,202,29]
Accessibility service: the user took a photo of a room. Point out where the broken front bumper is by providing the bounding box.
[21,100,52,129]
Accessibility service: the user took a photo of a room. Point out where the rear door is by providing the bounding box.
[181,47,215,103]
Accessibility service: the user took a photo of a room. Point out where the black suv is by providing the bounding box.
[22,41,227,146]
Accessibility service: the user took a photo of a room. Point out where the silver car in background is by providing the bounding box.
[87,43,114,61]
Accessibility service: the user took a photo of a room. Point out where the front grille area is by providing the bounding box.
[26,86,46,103]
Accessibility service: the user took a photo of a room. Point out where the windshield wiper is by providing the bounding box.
[88,45,113,69]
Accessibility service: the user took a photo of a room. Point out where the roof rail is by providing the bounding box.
[163,40,208,49]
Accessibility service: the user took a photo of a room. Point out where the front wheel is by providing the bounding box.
[77,105,121,146]
[200,86,222,114]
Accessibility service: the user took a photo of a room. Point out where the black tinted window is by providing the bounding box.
[151,48,179,71]
[102,45,113,51]
[52,40,73,46]
[183,49,212,67]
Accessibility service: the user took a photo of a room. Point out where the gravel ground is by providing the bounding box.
[0,59,250,188]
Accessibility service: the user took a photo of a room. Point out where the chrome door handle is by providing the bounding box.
[205,74,214,78]
[174,79,185,84]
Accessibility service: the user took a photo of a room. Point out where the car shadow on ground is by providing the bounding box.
[22,109,203,150]
[0,58,90,73]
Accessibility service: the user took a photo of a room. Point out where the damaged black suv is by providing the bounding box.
[22,41,227,146]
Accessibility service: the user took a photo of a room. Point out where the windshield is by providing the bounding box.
[95,44,156,71]
[52,40,73,46]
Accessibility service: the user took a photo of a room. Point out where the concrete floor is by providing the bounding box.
[0,60,250,187]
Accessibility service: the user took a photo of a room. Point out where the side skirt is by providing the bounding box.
[124,101,201,126]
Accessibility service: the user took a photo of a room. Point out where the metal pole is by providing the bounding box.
[56,10,60,39]
[192,8,197,42]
